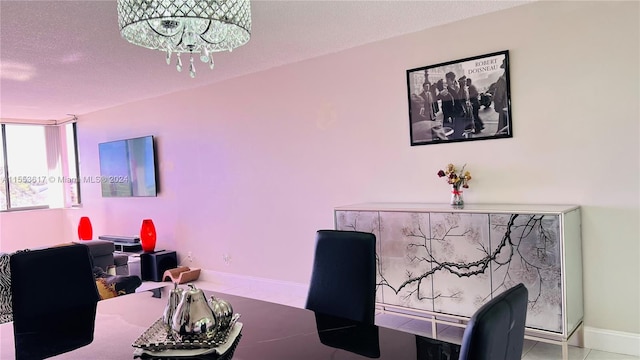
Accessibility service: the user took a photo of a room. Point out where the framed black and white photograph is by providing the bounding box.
[407,50,512,146]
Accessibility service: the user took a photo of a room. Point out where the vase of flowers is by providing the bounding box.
[437,164,471,209]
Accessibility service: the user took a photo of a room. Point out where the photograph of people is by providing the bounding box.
[407,51,511,146]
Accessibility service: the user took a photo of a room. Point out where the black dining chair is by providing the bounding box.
[10,243,100,360]
[314,312,381,358]
[458,283,529,360]
[305,230,377,324]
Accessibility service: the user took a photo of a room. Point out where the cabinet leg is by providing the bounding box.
[432,318,437,338]
[562,342,569,360]
[150,288,162,298]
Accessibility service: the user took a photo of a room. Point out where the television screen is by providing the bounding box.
[98,136,157,197]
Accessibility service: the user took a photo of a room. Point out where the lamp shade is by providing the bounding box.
[77,217,93,241]
[117,0,252,78]
[140,219,157,253]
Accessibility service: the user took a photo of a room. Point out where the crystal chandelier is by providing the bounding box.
[117,0,251,78]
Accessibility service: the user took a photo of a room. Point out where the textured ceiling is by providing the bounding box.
[0,0,530,122]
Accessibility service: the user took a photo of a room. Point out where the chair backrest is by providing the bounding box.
[458,283,528,360]
[10,243,100,360]
[305,230,376,324]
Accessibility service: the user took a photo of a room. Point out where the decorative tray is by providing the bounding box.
[133,313,241,351]
[133,333,242,358]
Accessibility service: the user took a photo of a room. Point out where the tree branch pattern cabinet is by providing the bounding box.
[334,203,583,341]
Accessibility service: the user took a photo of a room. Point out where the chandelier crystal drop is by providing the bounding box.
[117,0,251,78]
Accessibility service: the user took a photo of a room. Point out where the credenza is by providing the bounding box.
[334,203,583,346]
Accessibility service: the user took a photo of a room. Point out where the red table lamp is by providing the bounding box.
[77,216,93,241]
[140,219,157,252]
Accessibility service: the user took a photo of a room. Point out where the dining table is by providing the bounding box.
[0,287,461,359]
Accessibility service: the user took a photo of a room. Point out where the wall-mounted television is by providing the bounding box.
[98,135,158,197]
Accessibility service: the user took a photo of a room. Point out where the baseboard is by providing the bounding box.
[198,269,308,305]
[584,326,640,356]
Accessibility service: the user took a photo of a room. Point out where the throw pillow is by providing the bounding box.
[95,278,119,300]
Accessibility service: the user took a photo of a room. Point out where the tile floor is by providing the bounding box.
[185,279,638,360]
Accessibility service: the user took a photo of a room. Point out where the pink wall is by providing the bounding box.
[0,209,71,251]
[4,1,635,335]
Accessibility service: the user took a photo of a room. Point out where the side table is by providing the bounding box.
[140,250,177,282]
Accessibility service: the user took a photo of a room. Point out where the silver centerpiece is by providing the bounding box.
[171,284,218,340]
[163,283,184,326]
[135,284,241,351]
[209,296,234,329]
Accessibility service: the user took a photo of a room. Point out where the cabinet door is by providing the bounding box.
[335,210,382,302]
[489,213,562,333]
[430,213,491,318]
[378,211,433,311]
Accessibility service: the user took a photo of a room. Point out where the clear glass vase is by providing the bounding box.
[450,188,464,208]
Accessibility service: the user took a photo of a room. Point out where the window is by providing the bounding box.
[5,124,49,208]
[65,123,81,206]
[0,123,80,211]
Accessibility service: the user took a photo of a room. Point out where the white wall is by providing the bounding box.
[4,0,637,338]
[0,208,72,251]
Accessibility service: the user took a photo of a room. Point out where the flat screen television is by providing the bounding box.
[98,135,158,197]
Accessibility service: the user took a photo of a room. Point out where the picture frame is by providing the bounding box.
[407,50,512,146]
